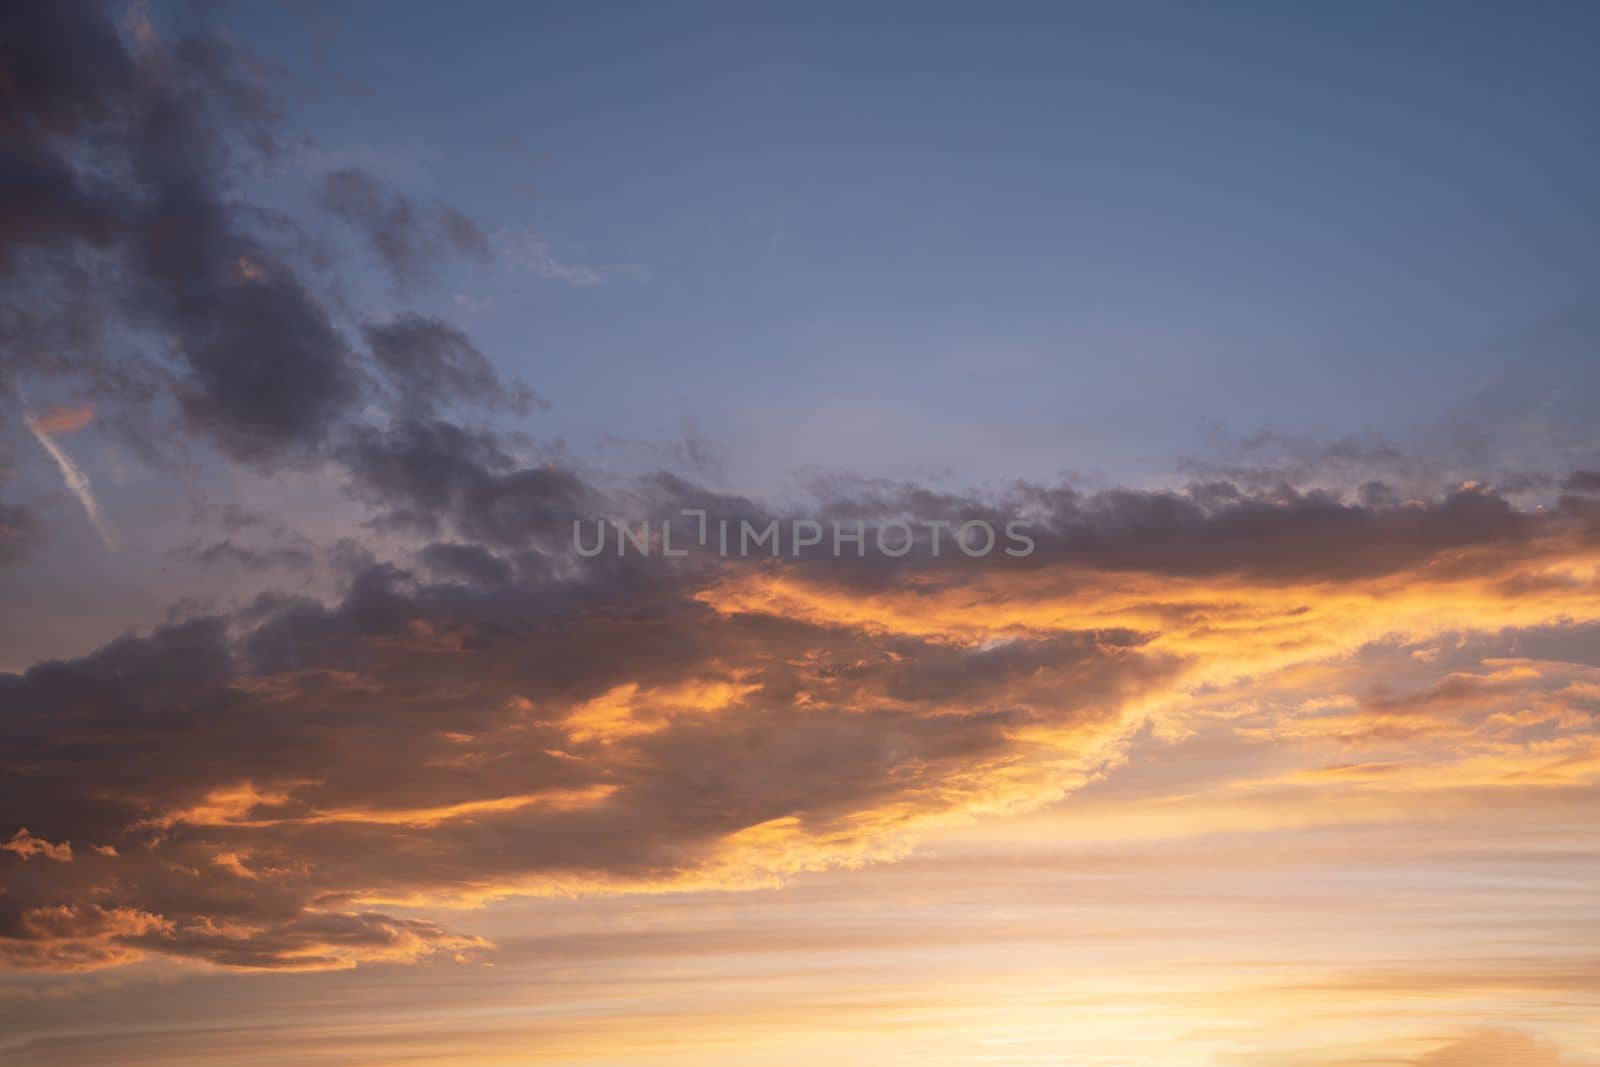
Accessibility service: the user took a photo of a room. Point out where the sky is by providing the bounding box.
[1,2,1599,1065]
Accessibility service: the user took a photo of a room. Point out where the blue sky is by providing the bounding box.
[208,1,1600,490]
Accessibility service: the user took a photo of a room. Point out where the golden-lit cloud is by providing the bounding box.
[2,829,73,864]
[2,478,1597,974]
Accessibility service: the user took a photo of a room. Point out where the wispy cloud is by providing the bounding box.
[23,410,116,553]
[499,228,615,286]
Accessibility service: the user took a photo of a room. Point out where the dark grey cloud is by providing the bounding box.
[1563,470,1600,493]
[438,205,492,260]
[418,541,515,587]
[0,1,135,254]
[0,1,506,473]
[365,314,538,418]
[1013,481,1547,581]
[338,422,1600,591]
[0,0,354,462]
[172,539,316,573]
[769,473,1599,585]
[321,167,493,288]
[340,418,591,548]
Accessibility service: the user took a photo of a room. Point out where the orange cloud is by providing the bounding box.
[32,402,94,435]
[2,828,72,863]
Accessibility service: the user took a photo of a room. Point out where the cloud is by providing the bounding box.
[172,539,316,573]
[2,829,72,863]
[364,314,538,418]
[499,228,610,286]
[0,0,359,462]
[438,205,492,260]
[321,168,493,288]
[1564,470,1600,493]
[338,417,592,547]
[418,541,515,587]
[1,470,1597,971]
[33,403,94,435]
[0,1,511,479]
[23,408,116,552]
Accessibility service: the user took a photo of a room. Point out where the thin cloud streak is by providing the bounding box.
[23,410,116,553]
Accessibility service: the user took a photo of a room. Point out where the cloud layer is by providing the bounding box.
[2,468,1597,970]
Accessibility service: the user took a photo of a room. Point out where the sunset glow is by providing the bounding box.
[3,2,1599,1065]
